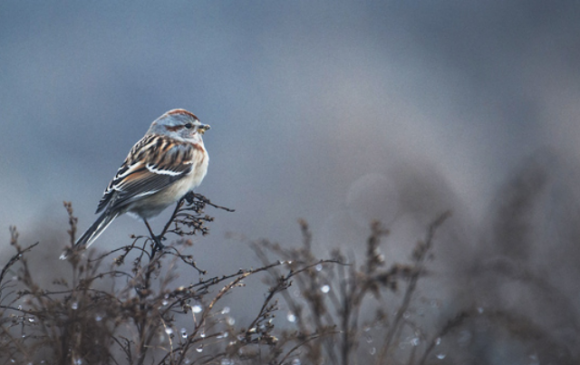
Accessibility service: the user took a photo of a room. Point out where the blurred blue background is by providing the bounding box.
[3,0,580,271]
[2,1,577,252]
[2,0,580,266]
[2,2,580,359]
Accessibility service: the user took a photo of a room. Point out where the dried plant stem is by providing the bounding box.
[376,211,451,365]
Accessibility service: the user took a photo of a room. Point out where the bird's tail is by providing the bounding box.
[59,211,119,260]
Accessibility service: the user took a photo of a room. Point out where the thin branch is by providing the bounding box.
[376,211,451,364]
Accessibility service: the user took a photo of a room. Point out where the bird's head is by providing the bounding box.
[148,109,210,142]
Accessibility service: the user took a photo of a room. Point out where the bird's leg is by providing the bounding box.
[143,219,165,251]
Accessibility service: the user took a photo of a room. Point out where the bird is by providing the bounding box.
[60,109,210,259]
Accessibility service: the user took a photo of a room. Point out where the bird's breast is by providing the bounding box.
[127,146,208,219]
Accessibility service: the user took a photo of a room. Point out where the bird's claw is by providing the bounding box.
[185,191,195,204]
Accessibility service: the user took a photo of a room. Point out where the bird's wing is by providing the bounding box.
[96,134,200,213]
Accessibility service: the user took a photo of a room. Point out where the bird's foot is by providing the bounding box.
[185,191,195,204]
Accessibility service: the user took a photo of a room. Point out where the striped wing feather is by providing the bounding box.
[96,135,195,213]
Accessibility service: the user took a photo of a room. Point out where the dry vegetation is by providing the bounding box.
[1,176,579,364]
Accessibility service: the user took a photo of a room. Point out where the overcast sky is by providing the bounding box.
[2,1,580,278]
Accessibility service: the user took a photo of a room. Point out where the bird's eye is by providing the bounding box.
[184,123,193,129]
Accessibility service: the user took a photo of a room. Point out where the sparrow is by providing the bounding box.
[61,109,209,259]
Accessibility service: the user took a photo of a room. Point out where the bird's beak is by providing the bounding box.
[198,124,210,135]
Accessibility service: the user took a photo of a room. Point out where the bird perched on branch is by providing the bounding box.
[60,109,210,259]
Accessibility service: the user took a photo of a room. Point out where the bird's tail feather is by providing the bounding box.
[59,211,119,260]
